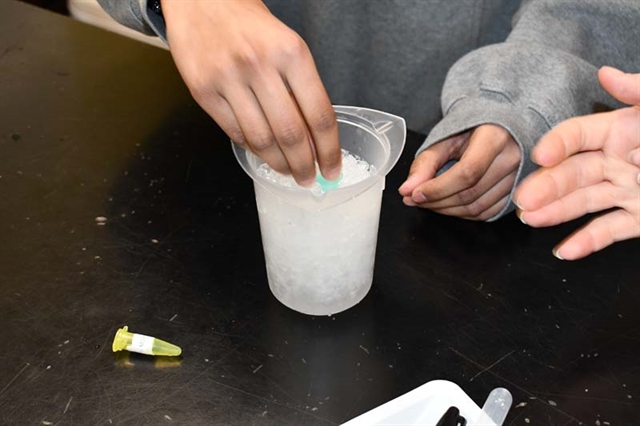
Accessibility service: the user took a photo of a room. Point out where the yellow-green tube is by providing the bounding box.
[112,326,182,356]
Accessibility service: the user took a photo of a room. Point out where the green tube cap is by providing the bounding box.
[316,173,343,192]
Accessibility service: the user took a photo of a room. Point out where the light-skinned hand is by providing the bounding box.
[514,66,640,260]
[161,0,341,186]
[399,124,521,220]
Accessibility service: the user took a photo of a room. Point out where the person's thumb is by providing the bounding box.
[598,66,640,107]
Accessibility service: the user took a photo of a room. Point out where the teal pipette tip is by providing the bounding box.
[316,173,343,192]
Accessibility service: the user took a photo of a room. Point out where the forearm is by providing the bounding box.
[419,0,640,220]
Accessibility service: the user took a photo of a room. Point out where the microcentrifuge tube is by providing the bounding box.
[316,173,343,192]
[112,326,182,356]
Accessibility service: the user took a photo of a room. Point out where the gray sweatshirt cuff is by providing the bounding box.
[139,0,168,44]
[416,96,550,221]
[97,0,168,43]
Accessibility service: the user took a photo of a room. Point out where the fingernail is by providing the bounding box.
[398,174,417,193]
[513,198,523,210]
[412,191,427,203]
[626,150,640,165]
[517,212,527,225]
[324,166,342,181]
[403,196,417,207]
[299,178,316,187]
[552,248,564,260]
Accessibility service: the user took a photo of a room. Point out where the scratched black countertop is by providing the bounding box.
[0,1,638,425]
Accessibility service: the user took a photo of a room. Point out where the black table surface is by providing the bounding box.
[1,2,638,425]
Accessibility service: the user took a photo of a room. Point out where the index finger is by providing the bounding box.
[285,52,341,180]
[532,111,617,167]
[598,66,640,107]
[413,125,509,202]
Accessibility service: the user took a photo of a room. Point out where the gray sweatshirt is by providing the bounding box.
[97,0,640,220]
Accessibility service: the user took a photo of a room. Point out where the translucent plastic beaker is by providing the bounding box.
[233,106,406,315]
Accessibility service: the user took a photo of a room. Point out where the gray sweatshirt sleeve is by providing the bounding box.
[418,0,640,221]
[96,0,167,43]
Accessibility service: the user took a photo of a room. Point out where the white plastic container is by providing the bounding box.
[342,380,512,426]
[233,106,406,316]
